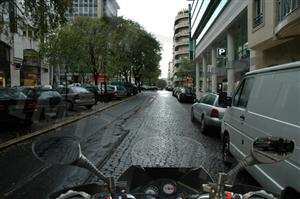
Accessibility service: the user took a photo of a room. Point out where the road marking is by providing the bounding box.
[0,96,137,150]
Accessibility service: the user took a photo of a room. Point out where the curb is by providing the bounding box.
[0,96,136,151]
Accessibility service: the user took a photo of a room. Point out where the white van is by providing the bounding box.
[221,61,300,196]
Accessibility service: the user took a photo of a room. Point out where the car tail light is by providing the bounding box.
[0,104,6,111]
[25,101,37,110]
[210,108,219,118]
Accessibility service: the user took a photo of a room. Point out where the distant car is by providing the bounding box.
[191,93,227,134]
[0,88,37,125]
[177,88,196,103]
[166,86,173,91]
[107,85,127,99]
[56,86,96,110]
[123,83,138,96]
[82,84,102,102]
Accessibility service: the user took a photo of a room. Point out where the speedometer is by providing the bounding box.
[162,183,176,195]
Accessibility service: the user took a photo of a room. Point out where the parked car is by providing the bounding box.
[56,86,96,110]
[177,87,196,103]
[82,84,102,102]
[0,88,36,125]
[172,87,180,97]
[221,61,300,196]
[166,86,173,91]
[191,93,226,134]
[20,87,66,121]
[12,87,66,121]
[123,83,138,96]
[107,85,127,99]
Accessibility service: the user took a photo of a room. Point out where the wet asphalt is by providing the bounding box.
[0,91,258,198]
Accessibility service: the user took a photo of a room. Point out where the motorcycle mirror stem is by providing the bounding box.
[32,136,115,193]
[203,137,295,199]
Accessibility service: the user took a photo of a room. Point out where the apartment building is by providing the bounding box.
[68,0,119,19]
[248,0,300,70]
[191,0,249,97]
[172,9,190,86]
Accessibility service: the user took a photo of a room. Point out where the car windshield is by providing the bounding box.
[0,0,299,198]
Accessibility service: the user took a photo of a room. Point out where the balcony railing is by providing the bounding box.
[174,22,189,30]
[174,39,189,48]
[277,0,300,22]
[174,30,189,38]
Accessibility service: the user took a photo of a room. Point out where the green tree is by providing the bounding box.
[175,58,195,80]
[156,79,167,89]
[0,0,73,42]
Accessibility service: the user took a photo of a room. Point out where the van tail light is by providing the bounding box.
[210,108,219,118]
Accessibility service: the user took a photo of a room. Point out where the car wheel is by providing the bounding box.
[222,134,232,166]
[191,109,196,122]
[200,116,207,134]
[39,108,46,121]
[24,113,33,126]
[67,101,74,111]
[56,107,66,119]
[86,105,93,109]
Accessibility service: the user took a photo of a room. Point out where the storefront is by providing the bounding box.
[21,49,40,86]
[0,41,11,87]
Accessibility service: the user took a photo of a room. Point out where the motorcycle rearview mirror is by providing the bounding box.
[226,137,294,184]
[252,137,295,164]
[32,136,111,187]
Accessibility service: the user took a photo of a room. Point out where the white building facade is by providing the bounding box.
[191,0,249,98]
[0,0,47,87]
[68,0,119,19]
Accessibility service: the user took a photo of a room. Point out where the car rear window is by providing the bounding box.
[0,89,27,100]
[70,87,89,93]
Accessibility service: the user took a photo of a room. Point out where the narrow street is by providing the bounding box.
[0,91,257,199]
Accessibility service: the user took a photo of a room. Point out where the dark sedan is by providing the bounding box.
[177,88,196,103]
[0,88,37,125]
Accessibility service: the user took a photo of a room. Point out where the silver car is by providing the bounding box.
[191,93,226,134]
[57,86,96,110]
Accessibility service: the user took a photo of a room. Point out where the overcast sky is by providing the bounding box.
[118,0,189,78]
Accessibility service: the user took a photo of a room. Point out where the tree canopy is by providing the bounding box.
[40,16,162,86]
[0,0,73,41]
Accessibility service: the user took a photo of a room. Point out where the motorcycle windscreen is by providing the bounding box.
[117,166,213,193]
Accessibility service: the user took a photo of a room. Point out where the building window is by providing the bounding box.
[253,0,264,28]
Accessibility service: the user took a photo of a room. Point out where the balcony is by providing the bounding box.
[174,39,189,48]
[277,0,300,22]
[174,30,189,38]
[174,21,189,31]
[174,49,189,58]
[175,12,189,23]
[275,0,300,37]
